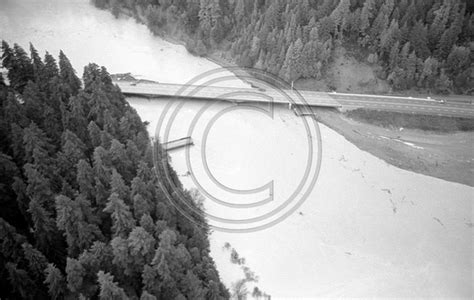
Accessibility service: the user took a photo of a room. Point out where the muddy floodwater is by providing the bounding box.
[1,0,472,298]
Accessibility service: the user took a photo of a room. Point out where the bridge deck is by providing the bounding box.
[114,81,342,108]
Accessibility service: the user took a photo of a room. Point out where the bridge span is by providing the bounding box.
[114,81,342,109]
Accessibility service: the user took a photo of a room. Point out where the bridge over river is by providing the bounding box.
[115,81,474,118]
[115,81,341,109]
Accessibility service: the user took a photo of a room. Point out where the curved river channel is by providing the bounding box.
[1,0,472,298]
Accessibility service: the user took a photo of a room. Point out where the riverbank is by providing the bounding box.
[315,109,474,186]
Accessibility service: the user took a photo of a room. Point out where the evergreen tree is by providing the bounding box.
[280,38,304,82]
[234,0,245,24]
[446,45,470,76]
[97,271,128,300]
[359,0,375,35]
[30,44,45,84]
[409,21,430,59]
[88,121,102,148]
[330,0,351,39]
[44,264,66,300]
[104,192,135,237]
[140,291,157,300]
[22,242,48,280]
[1,40,15,70]
[434,69,453,94]
[66,258,85,294]
[60,130,87,178]
[59,50,81,97]
[435,13,463,59]
[22,81,45,127]
[77,159,96,200]
[182,270,207,299]
[418,56,440,90]
[6,263,37,299]
[369,0,394,47]
[11,43,35,93]
[55,194,101,255]
[379,19,400,62]
[318,16,335,42]
[428,0,452,51]
[110,168,130,202]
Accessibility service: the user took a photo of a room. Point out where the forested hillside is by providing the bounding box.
[0,41,229,299]
[93,0,473,94]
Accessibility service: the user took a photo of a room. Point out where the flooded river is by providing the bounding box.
[1,0,472,298]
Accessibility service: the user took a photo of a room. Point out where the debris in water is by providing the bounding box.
[433,217,445,227]
[390,199,397,214]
